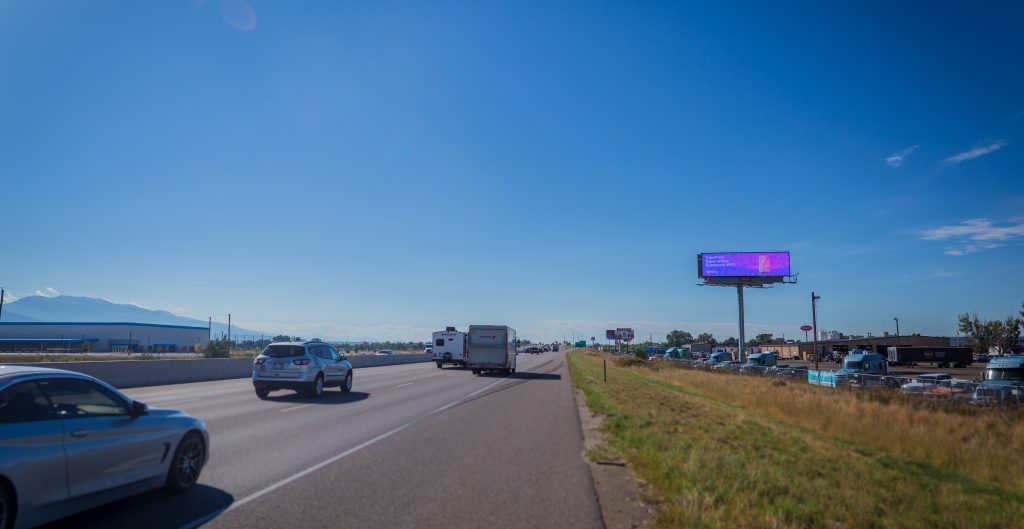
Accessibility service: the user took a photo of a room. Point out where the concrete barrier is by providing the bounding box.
[21,354,432,389]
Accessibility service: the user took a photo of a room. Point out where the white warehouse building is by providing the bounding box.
[0,322,209,353]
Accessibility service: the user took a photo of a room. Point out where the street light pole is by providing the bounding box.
[894,317,900,347]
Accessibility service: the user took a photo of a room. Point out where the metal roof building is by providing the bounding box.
[0,322,209,353]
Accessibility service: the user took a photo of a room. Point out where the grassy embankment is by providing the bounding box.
[568,351,1024,529]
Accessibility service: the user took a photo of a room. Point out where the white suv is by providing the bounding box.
[252,342,353,398]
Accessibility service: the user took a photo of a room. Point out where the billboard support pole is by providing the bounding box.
[812,291,821,371]
[737,285,746,363]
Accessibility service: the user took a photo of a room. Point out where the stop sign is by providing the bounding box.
[800,325,813,331]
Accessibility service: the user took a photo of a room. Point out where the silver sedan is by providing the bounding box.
[0,365,209,529]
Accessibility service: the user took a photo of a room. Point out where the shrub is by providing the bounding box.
[203,338,231,358]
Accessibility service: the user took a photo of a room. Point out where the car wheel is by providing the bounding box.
[436,362,442,368]
[309,374,325,398]
[341,372,353,393]
[472,369,479,375]
[165,431,205,493]
[255,387,270,399]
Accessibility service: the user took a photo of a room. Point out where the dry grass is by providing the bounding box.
[620,354,1024,490]
[570,351,1024,529]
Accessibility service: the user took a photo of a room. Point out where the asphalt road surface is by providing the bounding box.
[40,351,604,529]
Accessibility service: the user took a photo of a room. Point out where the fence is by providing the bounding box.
[649,357,1023,405]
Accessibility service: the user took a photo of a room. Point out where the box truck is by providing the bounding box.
[467,325,517,376]
[432,327,467,368]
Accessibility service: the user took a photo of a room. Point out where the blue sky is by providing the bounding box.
[2,1,1022,342]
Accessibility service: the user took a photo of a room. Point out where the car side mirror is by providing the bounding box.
[130,400,149,417]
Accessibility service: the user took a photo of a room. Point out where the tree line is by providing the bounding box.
[665,330,781,348]
[957,302,1023,355]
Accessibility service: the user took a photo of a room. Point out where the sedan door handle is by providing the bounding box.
[69,428,89,438]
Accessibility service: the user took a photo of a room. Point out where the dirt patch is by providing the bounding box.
[574,388,652,529]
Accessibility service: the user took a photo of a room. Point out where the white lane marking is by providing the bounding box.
[396,382,414,388]
[280,404,314,413]
[445,373,456,377]
[183,376,512,524]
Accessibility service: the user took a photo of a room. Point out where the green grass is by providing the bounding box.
[568,351,1024,529]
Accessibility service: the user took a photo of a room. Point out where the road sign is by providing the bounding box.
[575,341,587,347]
[800,325,813,331]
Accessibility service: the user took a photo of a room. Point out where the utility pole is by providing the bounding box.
[208,316,212,343]
[0,287,5,321]
[894,317,900,347]
[812,291,821,370]
[228,314,232,344]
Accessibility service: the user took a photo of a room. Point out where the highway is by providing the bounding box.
[40,351,604,529]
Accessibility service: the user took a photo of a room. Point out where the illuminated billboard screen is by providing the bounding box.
[699,252,790,278]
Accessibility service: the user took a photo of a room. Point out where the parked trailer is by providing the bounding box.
[432,327,467,368]
[886,346,973,368]
[466,325,517,376]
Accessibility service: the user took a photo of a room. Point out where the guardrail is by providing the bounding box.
[19,353,432,389]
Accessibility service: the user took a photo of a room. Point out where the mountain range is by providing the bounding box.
[0,295,270,340]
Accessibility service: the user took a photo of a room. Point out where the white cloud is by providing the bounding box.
[1,291,17,303]
[885,145,919,167]
[33,287,60,298]
[943,140,1007,165]
[920,218,1024,255]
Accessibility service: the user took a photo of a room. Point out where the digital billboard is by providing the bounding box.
[699,252,790,278]
[615,328,634,341]
[606,330,615,340]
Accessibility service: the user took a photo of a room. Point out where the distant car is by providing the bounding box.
[0,365,209,529]
[253,342,354,398]
[424,346,433,355]
[925,379,975,399]
[375,349,396,356]
[773,365,809,378]
[900,373,953,394]
[712,361,742,372]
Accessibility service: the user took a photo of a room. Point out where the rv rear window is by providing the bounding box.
[435,339,445,347]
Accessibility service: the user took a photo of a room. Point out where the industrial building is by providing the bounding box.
[0,322,209,353]
[767,335,951,361]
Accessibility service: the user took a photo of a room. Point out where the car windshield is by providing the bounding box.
[986,368,1024,381]
[263,345,305,358]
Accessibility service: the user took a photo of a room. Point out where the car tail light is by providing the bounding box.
[254,358,266,365]
[294,359,311,365]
